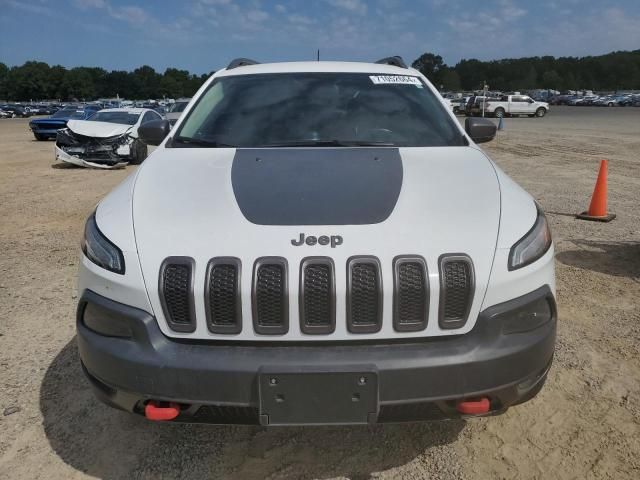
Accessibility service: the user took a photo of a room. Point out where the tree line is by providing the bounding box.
[1,49,639,101]
[0,62,211,101]
[412,49,640,92]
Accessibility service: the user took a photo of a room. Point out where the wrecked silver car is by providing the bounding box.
[55,108,162,168]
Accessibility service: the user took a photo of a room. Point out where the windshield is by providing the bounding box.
[169,101,189,113]
[174,73,464,148]
[88,111,140,125]
[52,108,78,118]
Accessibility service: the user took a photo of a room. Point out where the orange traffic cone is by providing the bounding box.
[576,159,616,222]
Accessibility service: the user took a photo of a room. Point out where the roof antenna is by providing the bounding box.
[317,49,320,61]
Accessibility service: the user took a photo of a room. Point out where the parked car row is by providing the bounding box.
[549,93,640,106]
[0,104,33,118]
[0,102,89,118]
[0,99,182,120]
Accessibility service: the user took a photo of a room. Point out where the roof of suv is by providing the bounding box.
[217,61,421,77]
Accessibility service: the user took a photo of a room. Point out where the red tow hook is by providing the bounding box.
[144,401,180,421]
[456,397,491,415]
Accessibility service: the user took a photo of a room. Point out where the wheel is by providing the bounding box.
[535,108,546,118]
[608,102,614,107]
[494,108,505,118]
[33,133,45,141]
[129,140,148,165]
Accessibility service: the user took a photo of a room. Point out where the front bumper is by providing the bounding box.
[30,128,59,137]
[77,287,556,425]
[55,145,129,169]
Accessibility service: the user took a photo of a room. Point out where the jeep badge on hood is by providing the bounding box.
[291,233,343,248]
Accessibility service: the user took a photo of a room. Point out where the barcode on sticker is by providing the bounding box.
[370,75,422,86]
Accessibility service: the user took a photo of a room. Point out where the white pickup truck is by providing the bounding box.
[483,95,549,118]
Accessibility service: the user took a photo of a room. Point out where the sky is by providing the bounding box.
[1,0,639,74]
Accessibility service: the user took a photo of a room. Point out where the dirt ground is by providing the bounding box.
[0,107,639,479]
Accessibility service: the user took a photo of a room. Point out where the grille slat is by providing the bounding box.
[300,258,335,334]
[159,257,195,333]
[439,255,474,329]
[252,258,289,335]
[347,257,382,333]
[393,256,428,332]
[205,258,241,334]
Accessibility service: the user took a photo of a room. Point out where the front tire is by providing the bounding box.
[34,133,45,141]
[535,108,547,118]
[494,108,505,118]
[129,140,148,165]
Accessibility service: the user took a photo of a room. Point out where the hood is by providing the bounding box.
[66,119,133,138]
[131,146,501,340]
[31,117,67,125]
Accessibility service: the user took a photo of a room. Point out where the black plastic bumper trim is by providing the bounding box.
[77,286,556,416]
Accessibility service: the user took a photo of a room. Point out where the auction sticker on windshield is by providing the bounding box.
[369,75,422,86]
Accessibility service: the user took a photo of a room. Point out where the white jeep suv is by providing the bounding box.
[76,57,556,425]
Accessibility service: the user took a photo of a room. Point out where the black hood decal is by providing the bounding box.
[231,148,403,225]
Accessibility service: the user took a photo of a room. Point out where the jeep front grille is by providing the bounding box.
[393,256,429,331]
[156,254,476,337]
[347,257,383,333]
[300,258,335,334]
[439,255,475,329]
[252,258,289,334]
[205,258,241,334]
[159,257,195,333]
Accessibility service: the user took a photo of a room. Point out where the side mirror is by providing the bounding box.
[465,117,497,144]
[138,119,171,146]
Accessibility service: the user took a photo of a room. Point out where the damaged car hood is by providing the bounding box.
[66,120,136,138]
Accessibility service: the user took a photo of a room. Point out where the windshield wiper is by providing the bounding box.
[257,140,396,148]
[172,136,237,148]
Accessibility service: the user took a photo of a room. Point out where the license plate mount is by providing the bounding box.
[258,367,378,426]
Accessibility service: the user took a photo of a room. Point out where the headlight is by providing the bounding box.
[508,207,552,270]
[81,212,125,274]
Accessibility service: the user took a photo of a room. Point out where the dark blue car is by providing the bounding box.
[29,105,102,140]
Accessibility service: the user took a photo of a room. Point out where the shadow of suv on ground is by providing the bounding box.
[40,340,465,479]
[556,240,640,280]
